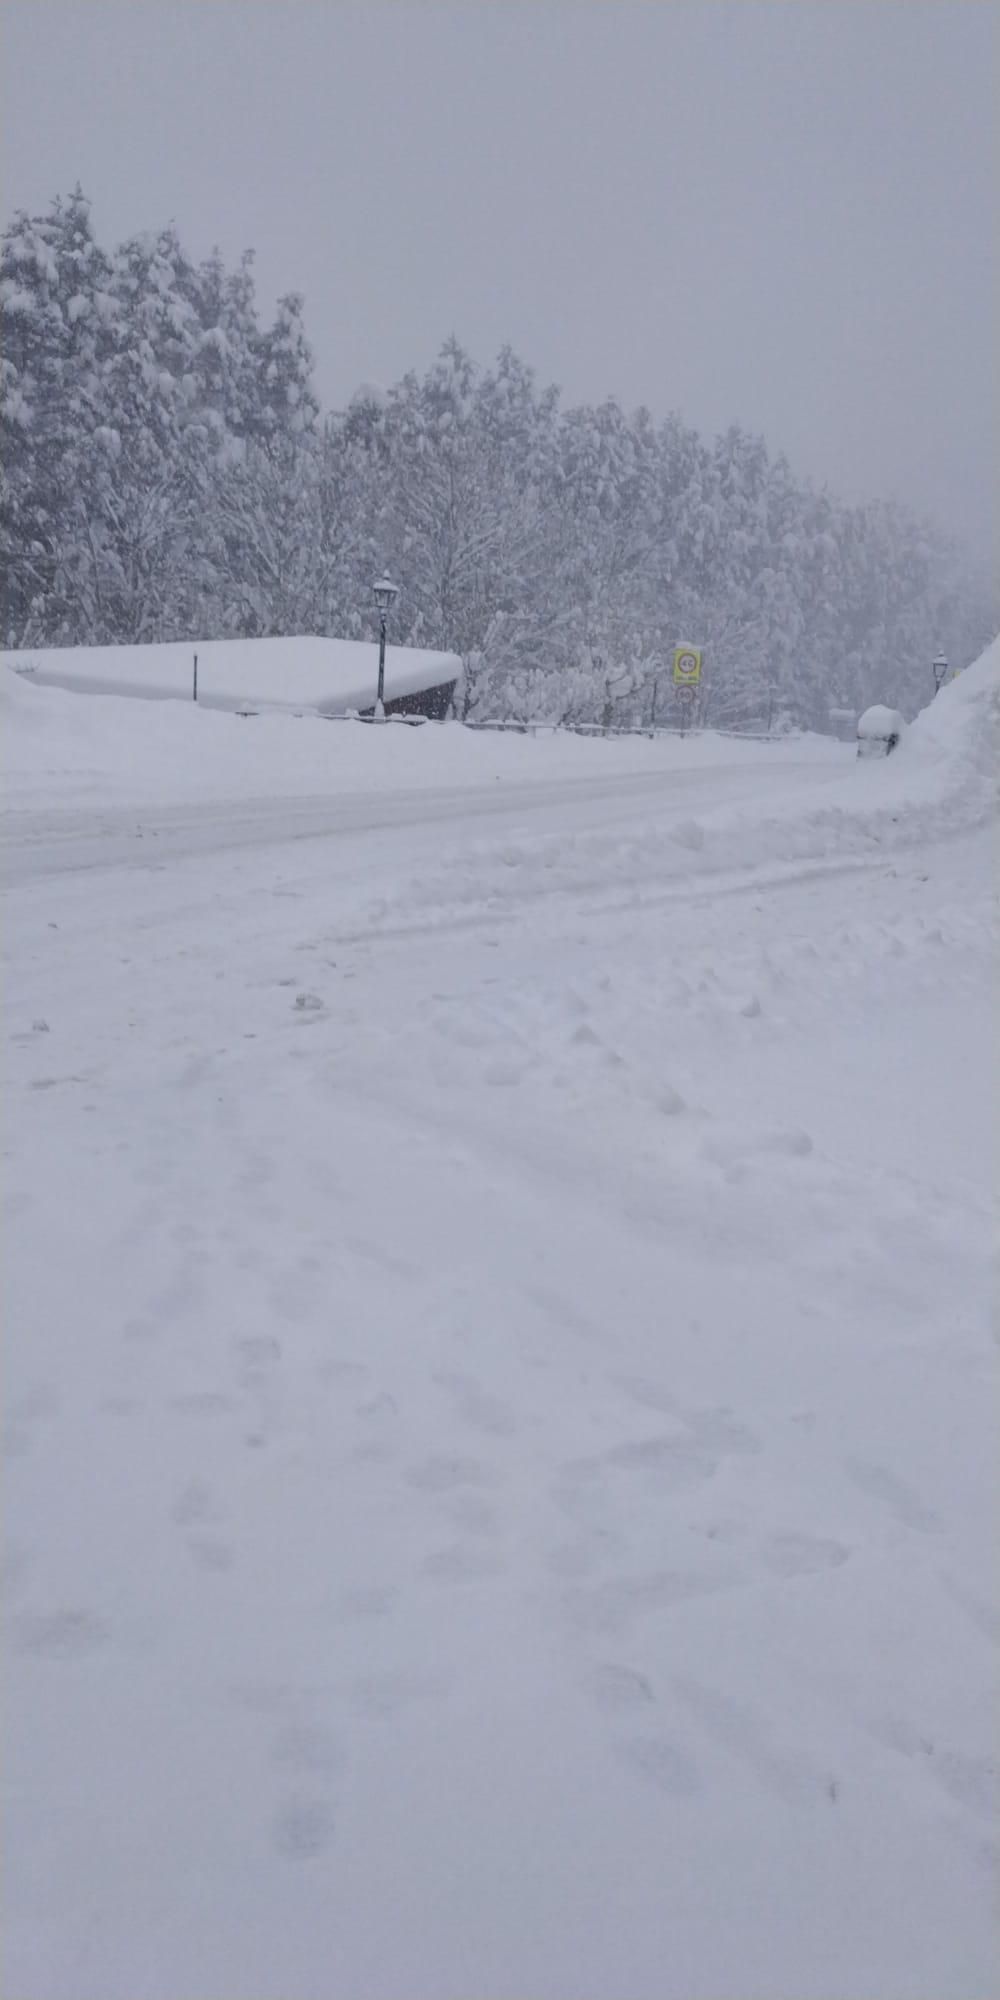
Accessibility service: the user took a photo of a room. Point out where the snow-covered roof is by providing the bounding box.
[1,636,463,716]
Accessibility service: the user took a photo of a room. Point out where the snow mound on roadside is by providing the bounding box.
[904,633,1000,785]
[0,663,50,728]
[857,704,904,739]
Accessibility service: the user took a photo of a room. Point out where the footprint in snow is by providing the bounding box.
[544,1527,622,1581]
[433,1370,518,1438]
[614,1735,701,1797]
[170,1478,222,1527]
[671,1674,834,1805]
[333,1585,397,1623]
[1,1384,60,1459]
[761,1533,850,1577]
[563,1567,740,1638]
[14,1607,110,1660]
[844,1457,939,1533]
[484,1059,527,1087]
[171,1480,234,1571]
[405,1454,497,1494]
[868,1717,1000,1823]
[422,1544,506,1584]
[347,1671,447,1719]
[612,1379,761,1459]
[587,1662,656,1713]
[185,1536,235,1573]
[271,1797,334,1859]
[169,1390,235,1419]
[605,1434,719,1484]
[701,1127,813,1170]
[272,1720,342,1781]
[442,1492,501,1539]
[941,1573,1000,1647]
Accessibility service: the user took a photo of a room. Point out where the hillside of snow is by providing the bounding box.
[2,633,997,2000]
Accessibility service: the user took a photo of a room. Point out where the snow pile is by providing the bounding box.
[904,633,1000,787]
[1,634,463,716]
[856,704,904,739]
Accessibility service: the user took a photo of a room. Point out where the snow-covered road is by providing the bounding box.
[1,753,846,882]
[3,691,997,2000]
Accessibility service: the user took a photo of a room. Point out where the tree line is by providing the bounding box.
[2,189,995,730]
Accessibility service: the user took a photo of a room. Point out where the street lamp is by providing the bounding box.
[372,573,399,719]
[932,650,948,695]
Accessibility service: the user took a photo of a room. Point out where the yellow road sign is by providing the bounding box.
[673,646,702,686]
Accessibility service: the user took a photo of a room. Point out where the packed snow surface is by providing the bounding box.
[2,642,997,2000]
[1,633,463,716]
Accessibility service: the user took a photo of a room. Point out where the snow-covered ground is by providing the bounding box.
[2,648,997,2000]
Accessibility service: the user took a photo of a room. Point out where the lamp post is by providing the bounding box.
[932,650,948,695]
[372,573,399,719]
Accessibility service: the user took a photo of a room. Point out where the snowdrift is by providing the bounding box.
[903,634,1000,785]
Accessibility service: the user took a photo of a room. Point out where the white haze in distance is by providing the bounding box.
[1,0,996,568]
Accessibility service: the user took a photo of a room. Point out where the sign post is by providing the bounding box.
[672,645,702,736]
[675,685,697,736]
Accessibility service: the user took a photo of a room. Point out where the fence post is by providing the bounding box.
[193,653,198,703]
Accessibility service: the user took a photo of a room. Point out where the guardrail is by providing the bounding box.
[315,710,779,742]
[463,718,778,742]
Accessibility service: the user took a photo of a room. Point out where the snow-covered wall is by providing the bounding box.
[1,636,464,717]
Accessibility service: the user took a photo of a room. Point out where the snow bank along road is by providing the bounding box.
[3,692,997,2000]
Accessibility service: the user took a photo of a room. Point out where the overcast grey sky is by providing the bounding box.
[2,0,996,563]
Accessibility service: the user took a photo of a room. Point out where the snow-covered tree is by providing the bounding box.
[0,188,118,641]
[3,188,995,714]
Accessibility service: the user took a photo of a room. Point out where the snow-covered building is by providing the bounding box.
[1,636,463,721]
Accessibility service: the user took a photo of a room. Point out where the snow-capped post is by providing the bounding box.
[932,650,948,695]
[857,705,905,758]
[371,573,399,721]
[192,653,198,703]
